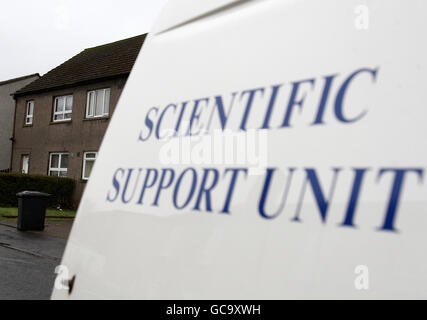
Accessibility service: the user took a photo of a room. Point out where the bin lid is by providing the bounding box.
[16,191,52,198]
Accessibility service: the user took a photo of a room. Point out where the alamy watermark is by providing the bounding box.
[354,265,370,290]
[158,128,268,175]
[354,4,369,30]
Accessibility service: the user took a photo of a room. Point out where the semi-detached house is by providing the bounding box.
[11,34,146,206]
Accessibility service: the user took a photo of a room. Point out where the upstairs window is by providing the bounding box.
[86,88,110,118]
[49,153,69,177]
[25,101,34,125]
[82,152,98,180]
[53,95,73,122]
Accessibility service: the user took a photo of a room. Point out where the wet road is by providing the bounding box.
[0,220,71,300]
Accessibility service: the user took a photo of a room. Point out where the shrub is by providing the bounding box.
[0,173,75,209]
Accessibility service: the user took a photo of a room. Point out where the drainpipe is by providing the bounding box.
[9,93,17,173]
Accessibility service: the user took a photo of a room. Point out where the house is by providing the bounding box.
[11,34,147,206]
[0,73,40,172]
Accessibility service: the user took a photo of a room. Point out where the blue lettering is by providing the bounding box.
[341,168,369,228]
[156,104,177,139]
[240,88,265,131]
[138,107,159,141]
[261,85,283,129]
[186,98,209,136]
[152,169,175,206]
[194,168,220,212]
[221,168,248,214]
[121,168,142,204]
[259,168,295,219]
[207,94,237,131]
[173,168,198,209]
[174,101,189,137]
[312,74,338,125]
[281,79,315,127]
[292,168,341,223]
[137,169,158,205]
[377,168,424,232]
[106,168,125,202]
[335,67,378,123]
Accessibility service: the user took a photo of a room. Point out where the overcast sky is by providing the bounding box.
[0,0,167,81]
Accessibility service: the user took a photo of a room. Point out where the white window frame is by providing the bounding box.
[53,95,73,122]
[48,153,69,177]
[25,101,34,125]
[82,152,98,180]
[86,88,110,118]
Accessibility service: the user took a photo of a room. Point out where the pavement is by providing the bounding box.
[0,218,73,300]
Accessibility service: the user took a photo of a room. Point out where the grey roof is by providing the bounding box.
[14,34,147,97]
[0,73,40,87]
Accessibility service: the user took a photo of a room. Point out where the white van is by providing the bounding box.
[52,0,427,299]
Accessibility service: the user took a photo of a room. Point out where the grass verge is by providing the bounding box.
[0,207,76,219]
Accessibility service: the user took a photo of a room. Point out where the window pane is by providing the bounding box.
[54,114,64,121]
[95,90,104,116]
[65,96,73,111]
[22,155,29,174]
[84,159,95,179]
[49,171,59,177]
[27,102,34,116]
[104,89,110,115]
[60,155,68,169]
[87,92,94,117]
[59,171,67,177]
[50,155,59,168]
[56,98,64,112]
[64,113,72,120]
[85,152,97,159]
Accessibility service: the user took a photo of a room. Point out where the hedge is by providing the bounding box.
[0,173,75,209]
